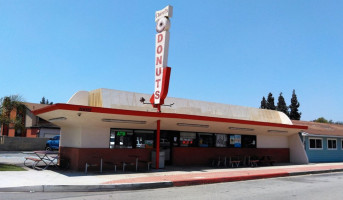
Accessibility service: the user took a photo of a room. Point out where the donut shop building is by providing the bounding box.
[33,6,308,171]
[33,88,308,171]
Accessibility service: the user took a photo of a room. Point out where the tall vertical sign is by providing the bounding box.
[150,5,173,107]
[151,5,173,170]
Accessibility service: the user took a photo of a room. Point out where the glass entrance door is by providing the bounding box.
[160,131,179,165]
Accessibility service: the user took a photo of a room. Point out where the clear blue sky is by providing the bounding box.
[1,0,342,122]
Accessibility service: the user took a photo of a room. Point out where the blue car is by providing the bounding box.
[46,135,60,151]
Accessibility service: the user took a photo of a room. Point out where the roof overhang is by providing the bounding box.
[33,104,308,136]
[301,132,343,139]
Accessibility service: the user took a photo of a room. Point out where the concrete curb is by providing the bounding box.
[172,172,289,187]
[0,182,173,192]
[288,168,343,177]
[172,169,343,187]
[1,168,343,192]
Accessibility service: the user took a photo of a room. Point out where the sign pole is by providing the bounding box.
[156,119,161,169]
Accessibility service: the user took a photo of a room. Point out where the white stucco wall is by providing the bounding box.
[80,126,109,148]
[257,135,289,148]
[288,134,309,164]
[60,127,82,148]
[60,126,109,148]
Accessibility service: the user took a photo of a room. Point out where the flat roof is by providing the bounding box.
[33,103,307,136]
[67,88,295,125]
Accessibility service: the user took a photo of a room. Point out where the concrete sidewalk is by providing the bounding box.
[1,159,343,192]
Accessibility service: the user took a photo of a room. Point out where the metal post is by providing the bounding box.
[156,119,161,169]
[100,158,103,173]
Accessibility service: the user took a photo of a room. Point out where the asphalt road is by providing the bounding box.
[1,172,343,200]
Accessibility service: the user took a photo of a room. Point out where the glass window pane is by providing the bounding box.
[316,139,323,149]
[198,133,214,147]
[109,129,116,149]
[241,135,256,148]
[310,139,315,148]
[216,134,227,147]
[109,129,133,148]
[180,132,196,147]
[135,130,154,149]
[316,139,322,148]
[328,139,336,149]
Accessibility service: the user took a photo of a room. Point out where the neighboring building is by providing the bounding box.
[292,120,343,163]
[0,103,60,138]
[33,88,308,171]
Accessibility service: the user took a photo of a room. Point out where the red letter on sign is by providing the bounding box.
[157,34,163,43]
[157,45,163,54]
[154,91,160,99]
[155,79,161,88]
[156,56,162,65]
[155,67,162,76]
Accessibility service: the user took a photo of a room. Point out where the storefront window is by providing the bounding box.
[198,133,214,147]
[228,134,242,148]
[216,134,227,147]
[242,135,256,148]
[110,129,115,149]
[180,132,196,147]
[109,129,133,148]
[134,130,154,149]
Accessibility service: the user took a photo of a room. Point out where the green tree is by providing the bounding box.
[40,97,53,105]
[313,117,343,124]
[289,89,301,120]
[0,95,26,135]
[266,93,276,110]
[260,96,267,109]
[277,92,289,116]
[40,97,46,104]
[313,117,329,123]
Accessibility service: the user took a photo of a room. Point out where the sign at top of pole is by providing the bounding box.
[150,5,173,107]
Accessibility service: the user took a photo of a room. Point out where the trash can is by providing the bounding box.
[151,150,165,168]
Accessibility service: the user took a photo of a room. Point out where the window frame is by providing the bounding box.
[327,138,337,150]
[309,137,323,150]
[341,139,343,150]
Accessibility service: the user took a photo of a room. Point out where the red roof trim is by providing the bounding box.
[33,103,308,130]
